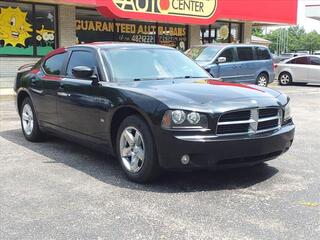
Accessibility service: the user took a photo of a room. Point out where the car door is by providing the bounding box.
[30,50,69,126]
[234,47,256,83]
[286,57,310,82]
[57,49,107,140]
[308,56,320,83]
[213,47,239,82]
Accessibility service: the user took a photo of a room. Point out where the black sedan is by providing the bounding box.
[14,43,295,182]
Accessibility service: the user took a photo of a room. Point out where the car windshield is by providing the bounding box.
[102,48,210,82]
[186,46,221,62]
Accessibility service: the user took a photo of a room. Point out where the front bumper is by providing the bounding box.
[155,122,295,170]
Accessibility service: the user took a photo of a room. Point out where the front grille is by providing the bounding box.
[217,108,281,136]
[220,110,251,122]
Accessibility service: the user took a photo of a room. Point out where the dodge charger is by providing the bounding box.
[14,43,295,182]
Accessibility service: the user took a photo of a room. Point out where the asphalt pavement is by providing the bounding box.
[0,83,319,240]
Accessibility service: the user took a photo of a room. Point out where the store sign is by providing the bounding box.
[95,0,298,25]
[97,0,219,24]
[112,0,217,18]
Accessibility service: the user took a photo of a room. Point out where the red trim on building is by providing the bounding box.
[62,0,298,25]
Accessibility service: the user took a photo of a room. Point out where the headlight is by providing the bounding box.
[162,110,208,130]
[283,102,291,122]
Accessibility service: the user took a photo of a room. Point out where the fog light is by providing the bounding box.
[181,154,190,165]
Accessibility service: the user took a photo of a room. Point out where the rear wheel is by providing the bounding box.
[20,97,45,142]
[256,73,269,87]
[279,72,292,85]
[116,115,160,183]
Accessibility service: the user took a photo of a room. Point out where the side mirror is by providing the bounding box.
[217,57,227,64]
[72,66,95,80]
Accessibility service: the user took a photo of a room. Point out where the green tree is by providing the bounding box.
[263,25,320,54]
[252,27,264,38]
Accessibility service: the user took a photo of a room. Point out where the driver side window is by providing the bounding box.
[218,48,234,63]
[66,51,97,78]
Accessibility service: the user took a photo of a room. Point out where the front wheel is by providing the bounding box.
[256,73,269,87]
[279,72,292,85]
[20,97,45,142]
[116,115,160,183]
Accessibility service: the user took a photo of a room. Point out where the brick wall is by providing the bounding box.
[0,5,77,89]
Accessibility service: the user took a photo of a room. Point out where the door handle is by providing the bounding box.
[57,92,70,97]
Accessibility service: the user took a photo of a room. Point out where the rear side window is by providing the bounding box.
[287,57,310,65]
[43,52,68,75]
[310,57,320,65]
[256,47,271,60]
[219,48,235,62]
[66,51,97,77]
[237,47,254,61]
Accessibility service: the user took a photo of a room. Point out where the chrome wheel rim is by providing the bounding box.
[258,75,268,87]
[119,127,145,173]
[280,74,290,85]
[22,103,34,136]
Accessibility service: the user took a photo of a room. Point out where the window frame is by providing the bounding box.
[309,56,320,66]
[0,0,59,58]
[217,47,236,63]
[235,46,255,62]
[41,51,70,77]
[65,49,100,81]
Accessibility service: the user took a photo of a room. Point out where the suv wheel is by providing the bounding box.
[116,115,160,182]
[279,72,292,85]
[256,73,269,87]
[20,97,45,142]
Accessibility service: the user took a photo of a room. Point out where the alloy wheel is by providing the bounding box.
[280,74,291,85]
[22,103,34,136]
[119,126,145,173]
[257,75,268,87]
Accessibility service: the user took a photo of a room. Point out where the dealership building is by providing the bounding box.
[0,0,298,88]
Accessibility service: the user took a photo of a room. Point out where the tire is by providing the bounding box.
[116,115,161,183]
[279,72,292,86]
[20,97,45,142]
[256,73,269,87]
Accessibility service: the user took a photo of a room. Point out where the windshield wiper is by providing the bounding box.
[133,76,206,81]
[133,77,170,81]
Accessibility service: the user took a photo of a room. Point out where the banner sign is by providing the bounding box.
[63,0,298,25]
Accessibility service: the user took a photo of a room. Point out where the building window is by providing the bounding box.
[76,8,188,51]
[0,1,57,57]
[200,21,243,44]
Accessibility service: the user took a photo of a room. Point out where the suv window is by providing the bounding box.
[310,57,320,65]
[255,47,271,60]
[43,52,68,75]
[288,57,310,64]
[67,51,97,77]
[237,47,254,61]
[219,48,234,62]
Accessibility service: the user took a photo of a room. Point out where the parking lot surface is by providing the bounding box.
[0,84,319,240]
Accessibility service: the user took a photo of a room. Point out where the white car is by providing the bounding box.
[275,55,320,85]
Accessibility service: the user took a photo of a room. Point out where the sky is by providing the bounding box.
[297,0,320,33]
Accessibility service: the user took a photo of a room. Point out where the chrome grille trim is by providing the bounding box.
[217,108,282,136]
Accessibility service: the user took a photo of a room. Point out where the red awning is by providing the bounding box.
[62,0,298,25]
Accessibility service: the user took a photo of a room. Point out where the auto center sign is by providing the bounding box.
[97,0,218,24]
[111,0,217,19]
[66,0,298,25]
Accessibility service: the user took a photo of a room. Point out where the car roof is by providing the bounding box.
[190,43,268,48]
[69,42,173,50]
[283,54,320,62]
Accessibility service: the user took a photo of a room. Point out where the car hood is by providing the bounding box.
[196,61,212,67]
[108,79,284,112]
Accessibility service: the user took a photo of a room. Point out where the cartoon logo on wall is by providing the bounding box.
[0,7,32,47]
[0,6,55,55]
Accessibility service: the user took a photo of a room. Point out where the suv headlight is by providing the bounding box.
[162,110,208,130]
[283,102,292,122]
